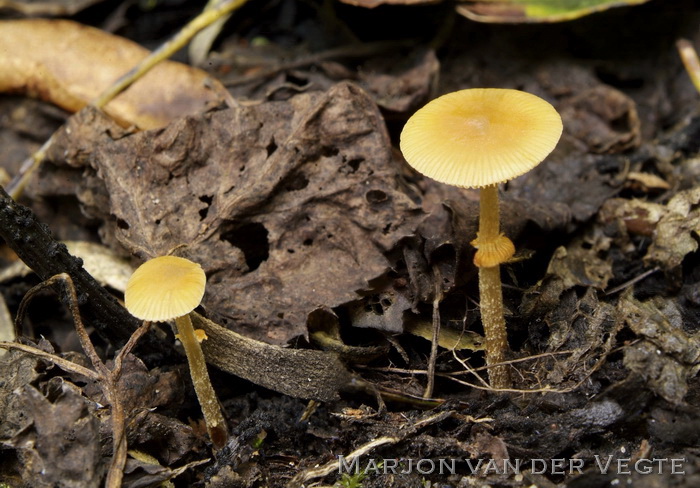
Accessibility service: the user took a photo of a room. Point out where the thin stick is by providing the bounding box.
[423,267,443,398]
[11,273,153,488]
[0,185,152,351]
[112,321,151,380]
[92,0,244,109]
[605,267,660,295]
[0,341,100,380]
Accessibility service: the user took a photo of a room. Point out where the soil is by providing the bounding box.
[1,0,700,487]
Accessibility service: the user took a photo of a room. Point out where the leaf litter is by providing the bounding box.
[45,82,423,344]
[1,2,700,487]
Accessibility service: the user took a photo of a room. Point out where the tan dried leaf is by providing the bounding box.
[0,19,230,129]
[645,187,700,270]
[626,171,671,191]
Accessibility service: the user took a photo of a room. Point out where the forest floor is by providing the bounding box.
[1,0,700,487]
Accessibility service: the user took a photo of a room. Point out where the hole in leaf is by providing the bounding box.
[220,222,270,272]
[198,195,213,220]
[366,190,389,204]
[116,218,129,230]
[283,173,309,192]
[348,158,363,173]
[266,138,278,157]
[285,72,308,86]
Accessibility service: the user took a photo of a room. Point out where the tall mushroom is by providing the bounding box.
[125,255,228,448]
[400,88,562,389]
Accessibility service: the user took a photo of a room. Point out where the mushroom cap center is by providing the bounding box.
[463,114,491,138]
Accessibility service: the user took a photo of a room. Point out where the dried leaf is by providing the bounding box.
[599,197,666,238]
[0,19,230,130]
[626,171,671,191]
[457,0,652,23]
[358,48,439,114]
[122,456,208,488]
[559,85,641,154]
[520,234,613,322]
[348,288,412,334]
[0,350,45,439]
[55,82,422,344]
[5,382,102,488]
[600,188,700,271]
[619,294,700,404]
[645,187,700,270]
[404,316,484,351]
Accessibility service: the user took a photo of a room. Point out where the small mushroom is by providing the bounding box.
[125,255,227,448]
[400,88,562,389]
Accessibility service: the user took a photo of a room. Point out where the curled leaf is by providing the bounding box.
[0,19,230,129]
[49,82,423,344]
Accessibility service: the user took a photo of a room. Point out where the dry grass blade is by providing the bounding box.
[677,39,700,95]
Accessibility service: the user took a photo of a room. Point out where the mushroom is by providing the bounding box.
[400,88,562,389]
[125,255,227,448]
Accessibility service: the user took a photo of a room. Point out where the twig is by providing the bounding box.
[12,273,153,488]
[0,185,168,355]
[7,0,244,198]
[0,341,100,381]
[605,267,660,295]
[288,410,473,486]
[288,436,400,487]
[424,266,443,398]
[92,0,243,109]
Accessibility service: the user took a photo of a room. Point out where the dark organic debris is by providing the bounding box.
[46,82,423,345]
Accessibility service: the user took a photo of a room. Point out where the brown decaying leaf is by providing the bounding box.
[558,85,641,154]
[0,349,47,439]
[0,19,230,130]
[645,187,700,270]
[6,381,102,488]
[600,187,700,271]
[620,294,700,404]
[50,82,422,345]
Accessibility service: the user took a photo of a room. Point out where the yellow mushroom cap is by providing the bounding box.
[124,255,206,322]
[400,88,563,188]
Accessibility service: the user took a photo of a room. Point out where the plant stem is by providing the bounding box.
[175,314,228,449]
[93,0,244,110]
[476,184,511,389]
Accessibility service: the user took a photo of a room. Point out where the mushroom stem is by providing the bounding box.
[478,184,500,241]
[175,313,228,448]
[475,184,512,389]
